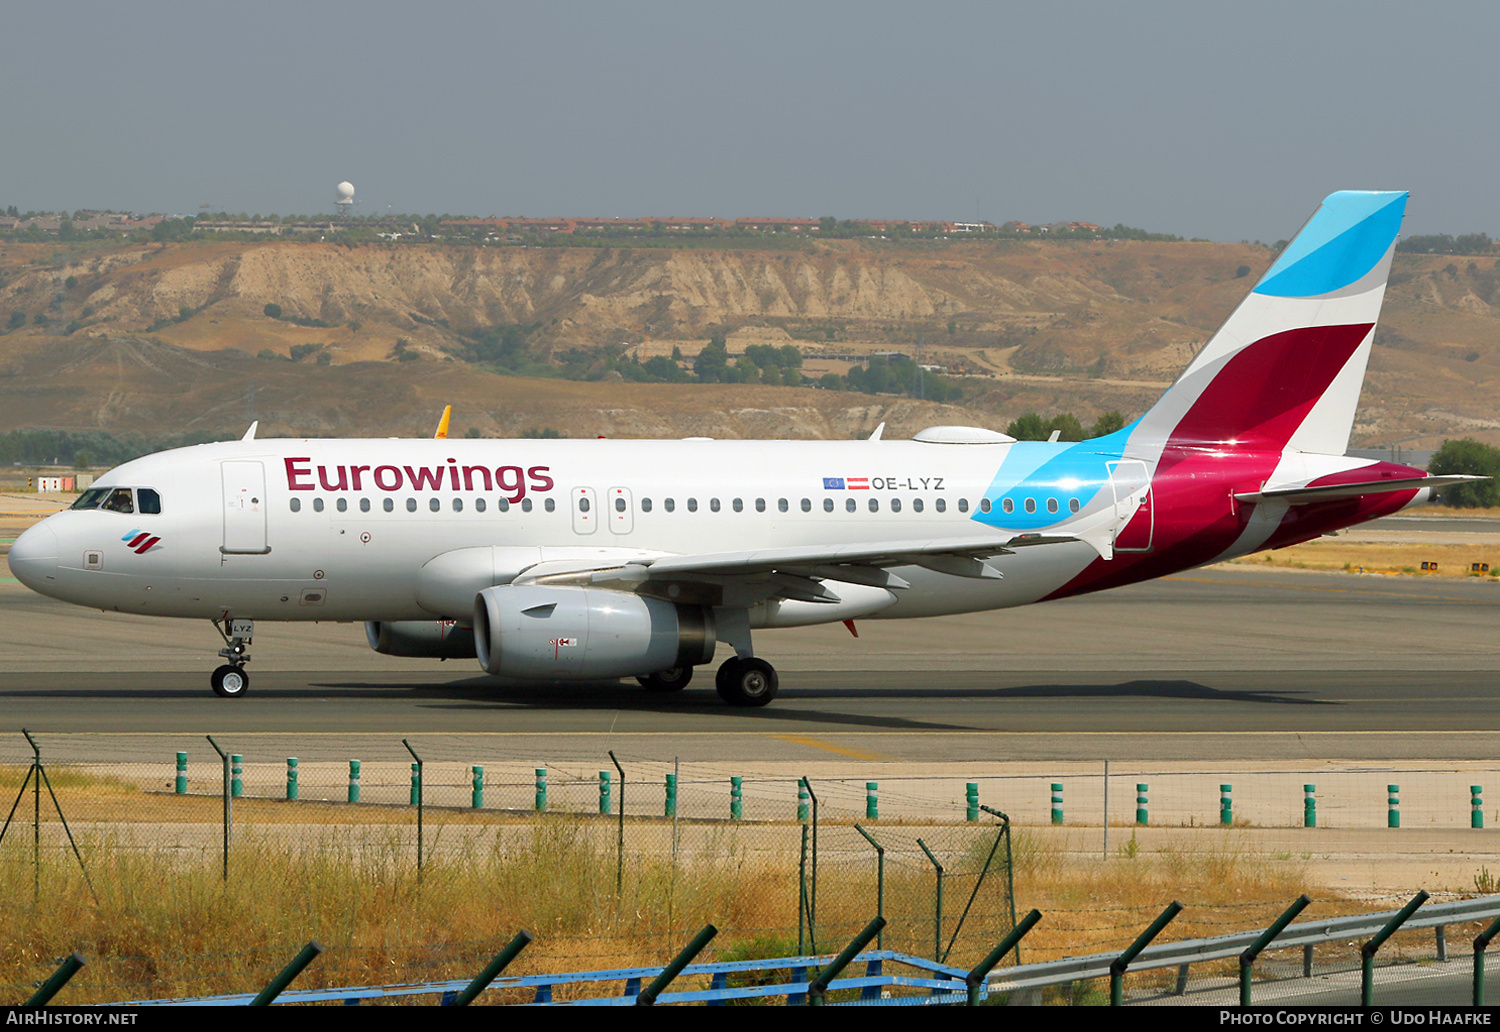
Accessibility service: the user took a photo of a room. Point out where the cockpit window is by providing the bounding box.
[99,488,134,514]
[138,489,162,515]
[70,488,109,511]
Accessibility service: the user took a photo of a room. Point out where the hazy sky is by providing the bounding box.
[3,1,1497,241]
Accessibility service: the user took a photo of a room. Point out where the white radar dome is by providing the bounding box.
[336,181,355,200]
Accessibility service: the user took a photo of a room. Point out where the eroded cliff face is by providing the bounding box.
[1,238,1497,445]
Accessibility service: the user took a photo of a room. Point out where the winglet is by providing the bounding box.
[868,422,885,442]
[241,421,258,442]
[433,405,452,440]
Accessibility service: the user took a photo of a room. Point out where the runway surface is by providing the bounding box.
[1,562,1497,761]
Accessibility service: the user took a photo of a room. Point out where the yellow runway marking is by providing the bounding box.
[769,735,892,760]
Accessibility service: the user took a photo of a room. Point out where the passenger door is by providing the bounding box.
[221,460,271,554]
[608,487,633,535]
[571,486,598,535]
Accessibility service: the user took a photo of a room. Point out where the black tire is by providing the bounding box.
[716,657,778,707]
[211,664,249,698]
[637,667,693,691]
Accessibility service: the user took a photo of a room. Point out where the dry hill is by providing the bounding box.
[0,238,1495,444]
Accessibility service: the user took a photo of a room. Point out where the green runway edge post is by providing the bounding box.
[1304,784,1316,828]
[175,752,187,794]
[1220,784,1232,826]
[730,776,743,820]
[664,773,676,818]
[1136,783,1148,826]
[966,782,979,822]
[1472,914,1500,1006]
[285,758,298,801]
[866,781,878,820]
[1474,786,1484,829]
[1051,783,1063,825]
[348,760,360,803]
[535,767,547,812]
[599,770,611,815]
[1388,784,1400,828]
[231,755,242,799]
[472,766,484,809]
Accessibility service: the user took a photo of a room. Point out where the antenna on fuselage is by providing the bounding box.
[241,421,258,441]
[433,405,452,440]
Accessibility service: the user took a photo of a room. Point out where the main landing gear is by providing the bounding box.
[715,657,778,707]
[210,618,253,698]
[637,667,694,691]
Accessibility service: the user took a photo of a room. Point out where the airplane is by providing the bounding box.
[7,191,1483,706]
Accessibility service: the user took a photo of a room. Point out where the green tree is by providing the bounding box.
[694,336,729,382]
[1427,438,1500,508]
[1088,410,1128,438]
[263,303,282,319]
[7,311,24,330]
[1006,411,1085,442]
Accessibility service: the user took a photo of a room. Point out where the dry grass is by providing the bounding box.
[0,815,1364,1006]
[1226,541,1500,579]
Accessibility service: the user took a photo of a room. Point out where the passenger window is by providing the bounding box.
[641,498,653,513]
[710,498,720,512]
[980,498,992,514]
[800,498,810,512]
[453,498,463,512]
[1024,498,1036,514]
[579,497,591,513]
[912,498,923,513]
[688,498,698,512]
[476,498,487,513]
[823,498,833,512]
[1047,497,1059,514]
[544,499,555,512]
[336,498,347,512]
[407,498,417,512]
[383,498,394,512]
[665,498,675,512]
[755,498,765,513]
[429,498,441,513]
[314,498,325,513]
[615,497,626,512]
[521,498,533,512]
[498,498,510,512]
[733,498,743,513]
[138,489,162,515]
[290,498,301,513]
[891,498,902,513]
[846,498,856,513]
[958,498,969,513]
[936,498,946,512]
[868,498,879,512]
[101,488,134,514]
[1069,498,1081,513]
[360,498,370,513]
[1002,498,1014,514]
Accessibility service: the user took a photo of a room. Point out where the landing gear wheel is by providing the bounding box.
[211,664,249,698]
[715,657,778,707]
[637,667,693,691]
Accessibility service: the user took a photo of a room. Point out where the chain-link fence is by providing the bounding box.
[3,732,1498,1004]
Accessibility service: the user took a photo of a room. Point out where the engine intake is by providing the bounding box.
[473,585,715,679]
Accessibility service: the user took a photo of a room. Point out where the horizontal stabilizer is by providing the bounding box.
[1235,475,1486,506]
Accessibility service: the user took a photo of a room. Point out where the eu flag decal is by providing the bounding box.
[823,477,845,489]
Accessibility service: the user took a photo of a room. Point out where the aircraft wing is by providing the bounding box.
[1235,475,1486,506]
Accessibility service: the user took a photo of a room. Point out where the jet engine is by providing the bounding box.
[473,585,716,679]
[365,620,476,659]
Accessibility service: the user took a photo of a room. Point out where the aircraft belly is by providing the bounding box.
[877,543,1099,618]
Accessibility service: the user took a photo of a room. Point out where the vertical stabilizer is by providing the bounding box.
[1130,191,1407,458]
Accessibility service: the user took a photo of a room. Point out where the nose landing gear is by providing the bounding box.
[211,618,253,698]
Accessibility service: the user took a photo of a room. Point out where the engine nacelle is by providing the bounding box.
[365,620,475,659]
[473,585,716,679]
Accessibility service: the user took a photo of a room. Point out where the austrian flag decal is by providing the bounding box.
[122,529,161,554]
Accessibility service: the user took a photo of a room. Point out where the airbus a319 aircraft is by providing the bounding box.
[8,191,1479,706]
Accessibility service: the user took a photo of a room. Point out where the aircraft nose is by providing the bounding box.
[8,523,59,591]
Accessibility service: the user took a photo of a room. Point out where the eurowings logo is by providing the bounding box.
[122,529,161,554]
